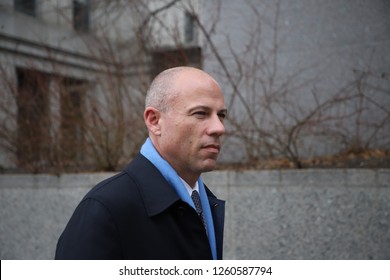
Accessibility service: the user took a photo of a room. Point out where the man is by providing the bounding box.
[55,66,227,259]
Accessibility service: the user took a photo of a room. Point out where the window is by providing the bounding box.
[73,0,90,32]
[59,78,86,164]
[14,0,36,17]
[16,68,50,169]
[16,68,87,171]
[184,12,197,43]
[151,47,202,78]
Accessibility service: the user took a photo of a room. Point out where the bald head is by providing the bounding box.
[143,66,226,185]
[145,67,220,112]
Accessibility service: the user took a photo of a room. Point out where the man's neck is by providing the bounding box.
[180,178,199,196]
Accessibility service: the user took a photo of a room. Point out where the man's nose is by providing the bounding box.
[207,114,225,136]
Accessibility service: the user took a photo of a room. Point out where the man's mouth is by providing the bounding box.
[202,144,220,154]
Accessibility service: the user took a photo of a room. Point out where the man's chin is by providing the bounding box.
[199,159,218,173]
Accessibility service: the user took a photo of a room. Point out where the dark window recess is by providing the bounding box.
[16,68,87,171]
[14,0,36,17]
[73,0,90,32]
[16,68,50,169]
[184,11,196,43]
[59,78,86,164]
[151,47,202,78]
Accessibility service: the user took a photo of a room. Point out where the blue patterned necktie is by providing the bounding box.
[191,190,207,235]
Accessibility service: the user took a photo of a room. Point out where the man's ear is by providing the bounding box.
[144,107,161,136]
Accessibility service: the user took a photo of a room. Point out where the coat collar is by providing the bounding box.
[124,153,181,217]
[124,153,222,216]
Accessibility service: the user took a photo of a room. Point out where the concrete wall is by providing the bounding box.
[0,169,389,260]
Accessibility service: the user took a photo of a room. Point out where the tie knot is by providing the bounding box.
[191,190,200,199]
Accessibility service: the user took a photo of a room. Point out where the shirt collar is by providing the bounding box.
[179,178,200,196]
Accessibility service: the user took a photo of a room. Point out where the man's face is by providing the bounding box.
[156,72,227,183]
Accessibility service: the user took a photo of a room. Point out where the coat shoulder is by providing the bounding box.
[82,153,179,215]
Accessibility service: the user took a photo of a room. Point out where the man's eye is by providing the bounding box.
[218,113,226,120]
[194,111,207,117]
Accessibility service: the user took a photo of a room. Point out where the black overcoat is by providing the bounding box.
[55,153,225,259]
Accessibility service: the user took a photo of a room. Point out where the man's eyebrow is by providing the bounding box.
[188,105,211,112]
[188,105,227,114]
[219,108,228,115]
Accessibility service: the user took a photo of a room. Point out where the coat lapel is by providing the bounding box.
[124,153,181,217]
[206,187,226,260]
